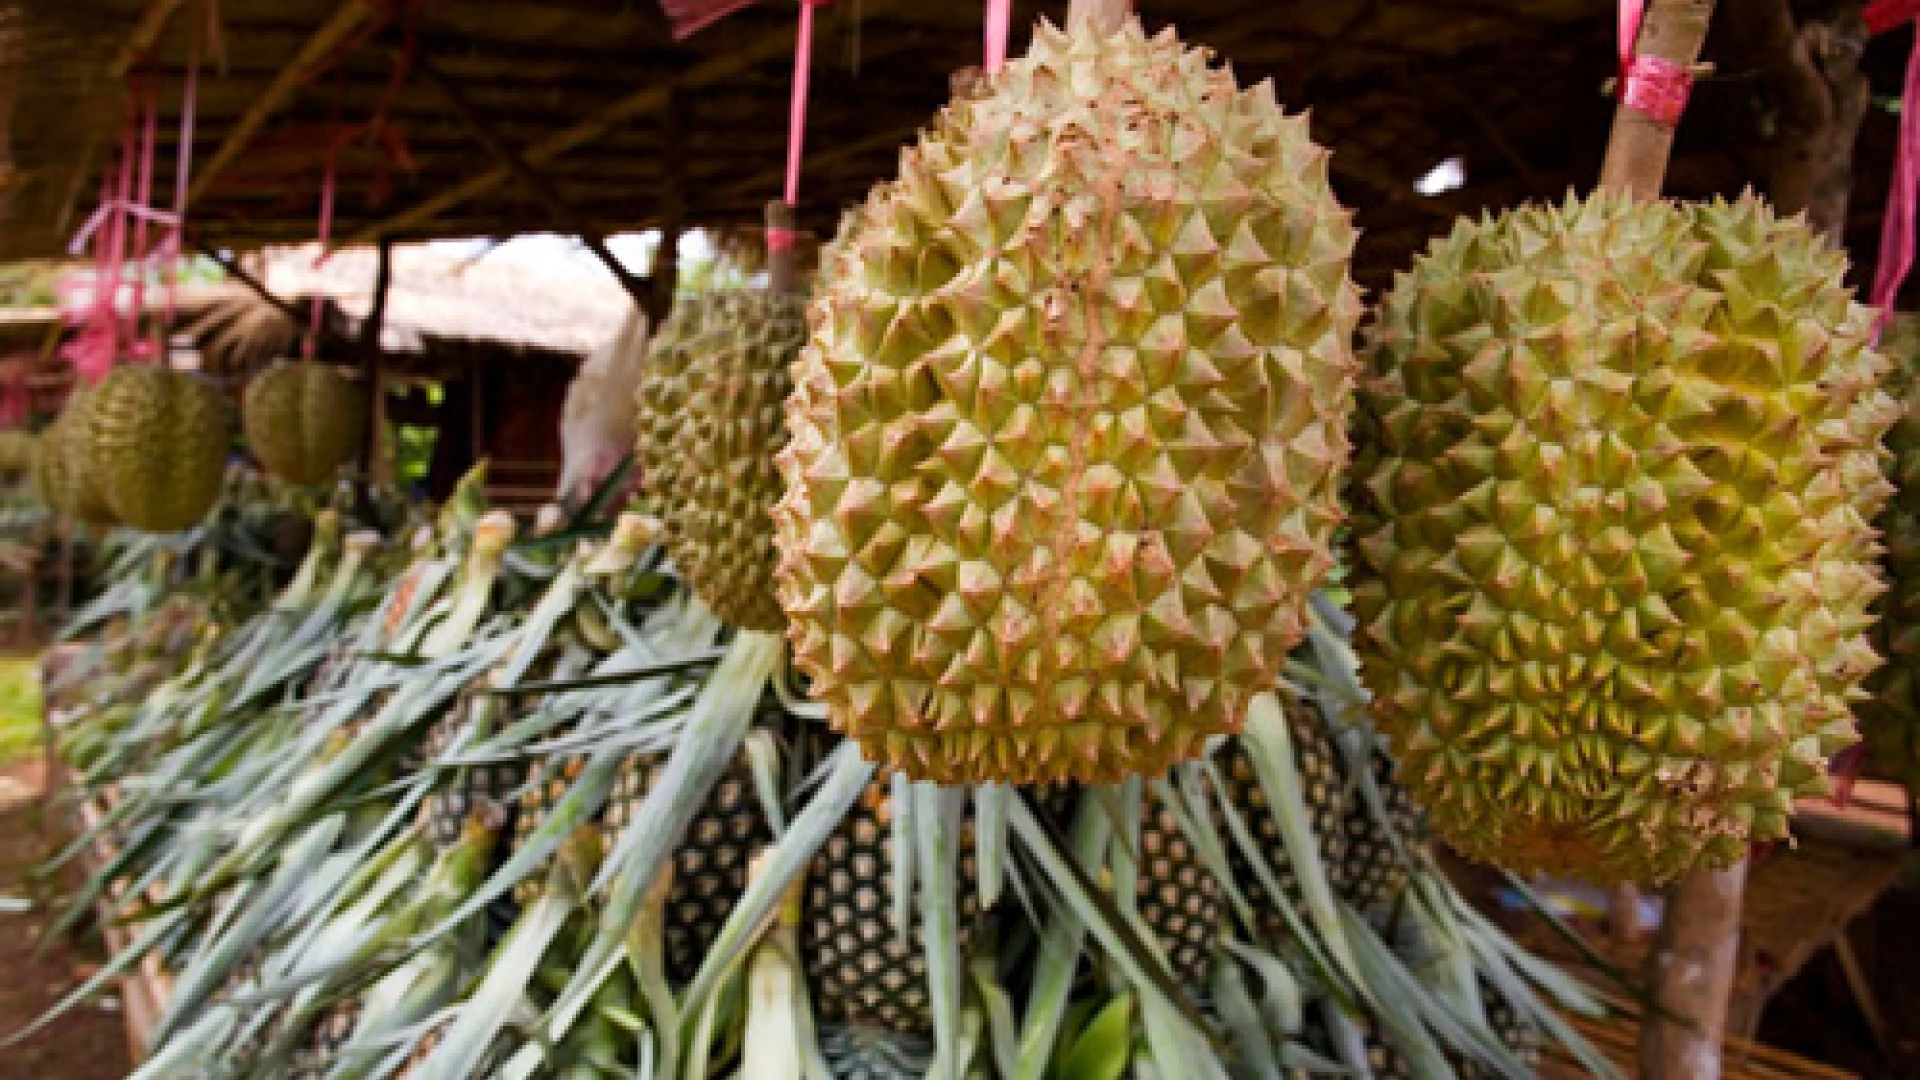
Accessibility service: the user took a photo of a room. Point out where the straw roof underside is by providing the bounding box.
[6,1,1914,291]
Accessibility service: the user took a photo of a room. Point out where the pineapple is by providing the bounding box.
[1218,697,1348,942]
[511,753,595,908]
[600,738,773,984]
[288,997,363,1080]
[1332,738,1427,918]
[803,776,982,1034]
[1134,783,1225,989]
[417,686,527,853]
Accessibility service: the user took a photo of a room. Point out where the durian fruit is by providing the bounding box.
[635,291,805,631]
[1353,191,1896,884]
[0,430,37,476]
[35,387,116,527]
[633,296,721,538]
[1864,313,1920,794]
[87,365,232,532]
[774,17,1362,785]
[243,360,366,486]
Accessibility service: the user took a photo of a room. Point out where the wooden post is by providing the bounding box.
[358,237,393,485]
[1598,0,1717,199]
[1066,0,1132,34]
[766,200,799,295]
[1594,5,1739,1080]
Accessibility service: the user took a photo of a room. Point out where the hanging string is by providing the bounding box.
[771,0,830,254]
[62,112,140,384]
[125,83,161,363]
[1615,0,1694,128]
[1870,7,1920,340]
[984,0,1011,75]
[656,0,760,40]
[161,0,207,345]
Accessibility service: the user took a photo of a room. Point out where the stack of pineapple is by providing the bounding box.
[30,8,1912,1080]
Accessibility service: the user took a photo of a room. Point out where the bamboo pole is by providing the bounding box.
[1592,4,1737,1080]
[111,0,191,77]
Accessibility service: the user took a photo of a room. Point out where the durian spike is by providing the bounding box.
[1067,0,1131,34]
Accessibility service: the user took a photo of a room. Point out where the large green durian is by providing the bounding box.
[0,430,37,477]
[773,17,1362,785]
[636,291,804,631]
[242,360,366,486]
[1353,191,1896,884]
[87,365,231,533]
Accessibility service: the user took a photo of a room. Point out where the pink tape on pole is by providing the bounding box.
[1616,0,1693,128]
[766,227,800,253]
[984,0,1011,75]
[1872,19,1920,341]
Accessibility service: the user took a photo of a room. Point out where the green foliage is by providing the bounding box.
[0,657,42,763]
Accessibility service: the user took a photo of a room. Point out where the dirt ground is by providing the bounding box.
[0,758,131,1080]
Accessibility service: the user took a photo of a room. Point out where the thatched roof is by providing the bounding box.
[185,241,634,375]
[5,1,1914,293]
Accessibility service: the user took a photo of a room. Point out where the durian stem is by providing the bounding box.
[1597,0,1717,199]
[1066,0,1131,35]
[1639,861,1748,1080]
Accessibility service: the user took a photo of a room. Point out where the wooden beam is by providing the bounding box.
[189,0,382,206]
[111,0,191,77]
[413,51,650,311]
[345,0,905,245]
[358,237,392,479]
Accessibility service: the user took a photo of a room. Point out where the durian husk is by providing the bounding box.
[0,430,37,477]
[1353,190,1896,885]
[242,359,366,486]
[772,17,1362,785]
[1865,312,1920,795]
[87,365,232,533]
[35,386,116,527]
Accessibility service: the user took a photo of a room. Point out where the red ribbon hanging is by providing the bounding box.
[984,0,1011,75]
[1617,0,1694,128]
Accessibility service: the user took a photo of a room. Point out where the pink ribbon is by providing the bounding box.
[984,0,1011,75]
[1867,0,1920,36]
[783,0,829,211]
[656,0,760,40]
[306,138,340,359]
[1617,0,1693,128]
[1871,7,1920,340]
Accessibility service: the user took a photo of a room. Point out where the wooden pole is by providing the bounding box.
[1593,5,1737,1080]
[1597,0,1717,199]
[358,237,392,482]
[413,52,652,312]
[111,0,191,77]
[1066,0,1133,34]
[766,200,799,295]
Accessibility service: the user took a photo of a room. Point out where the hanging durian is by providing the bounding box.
[773,15,1362,786]
[1353,191,1896,884]
[87,365,232,533]
[243,360,366,486]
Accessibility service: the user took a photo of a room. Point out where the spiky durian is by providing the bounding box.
[36,387,115,526]
[1354,191,1896,884]
[1865,313,1920,794]
[0,429,37,476]
[636,291,804,630]
[87,365,231,532]
[243,360,366,486]
[774,16,1361,786]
